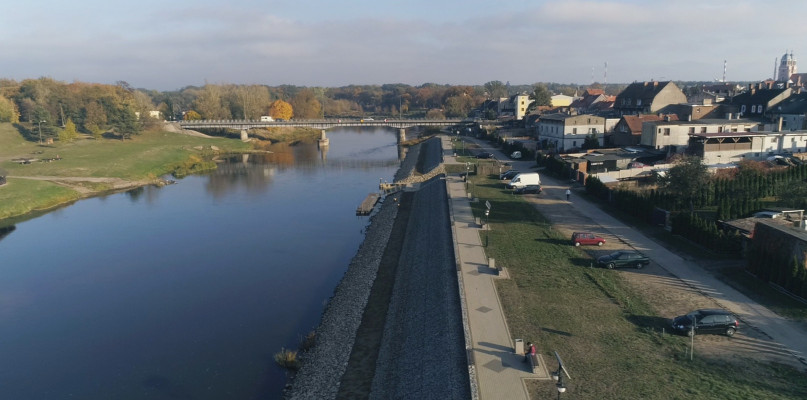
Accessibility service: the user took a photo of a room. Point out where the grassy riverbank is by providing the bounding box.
[0,123,252,221]
[465,172,807,399]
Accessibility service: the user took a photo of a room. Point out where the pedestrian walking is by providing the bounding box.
[566,188,571,201]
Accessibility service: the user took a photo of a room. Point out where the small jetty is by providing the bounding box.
[356,193,380,216]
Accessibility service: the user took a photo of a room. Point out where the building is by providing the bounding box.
[778,51,798,82]
[536,114,606,152]
[687,130,807,164]
[551,94,575,107]
[769,91,807,131]
[723,83,791,118]
[613,81,687,115]
[611,114,678,147]
[497,94,533,120]
[641,118,763,155]
[569,89,616,114]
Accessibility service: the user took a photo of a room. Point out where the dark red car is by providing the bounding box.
[571,232,605,247]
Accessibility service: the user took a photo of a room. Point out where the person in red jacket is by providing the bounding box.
[523,342,536,362]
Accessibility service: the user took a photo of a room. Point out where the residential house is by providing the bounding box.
[569,89,616,114]
[769,91,807,131]
[641,118,763,155]
[611,114,678,147]
[657,101,726,121]
[551,94,575,107]
[722,83,791,119]
[497,94,533,120]
[537,114,605,152]
[613,81,687,115]
[687,130,807,164]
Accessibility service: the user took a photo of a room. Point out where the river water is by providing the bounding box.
[0,128,400,400]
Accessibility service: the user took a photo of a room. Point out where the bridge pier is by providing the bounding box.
[398,128,406,143]
[318,130,329,147]
[240,129,249,141]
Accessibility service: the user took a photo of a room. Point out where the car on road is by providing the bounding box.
[475,152,494,159]
[510,151,522,159]
[596,250,649,269]
[671,309,739,337]
[499,169,520,180]
[513,184,541,194]
[571,232,605,247]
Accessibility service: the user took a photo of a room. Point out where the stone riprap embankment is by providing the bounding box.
[368,176,470,399]
[285,136,469,399]
[285,196,398,400]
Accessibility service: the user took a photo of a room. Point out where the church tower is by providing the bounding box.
[778,51,797,82]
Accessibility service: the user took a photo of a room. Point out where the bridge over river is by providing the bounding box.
[176,118,472,141]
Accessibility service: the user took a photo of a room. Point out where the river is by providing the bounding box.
[0,128,400,400]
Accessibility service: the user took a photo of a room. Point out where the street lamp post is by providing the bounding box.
[37,120,46,144]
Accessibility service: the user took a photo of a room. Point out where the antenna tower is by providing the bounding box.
[723,60,727,82]
[604,62,608,86]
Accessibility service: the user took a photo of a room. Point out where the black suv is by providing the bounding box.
[671,309,739,337]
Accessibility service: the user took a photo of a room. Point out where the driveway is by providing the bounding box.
[462,136,807,369]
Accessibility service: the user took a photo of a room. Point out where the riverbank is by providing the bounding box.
[284,137,469,399]
[0,123,252,222]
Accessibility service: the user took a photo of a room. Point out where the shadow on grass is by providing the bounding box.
[533,237,569,246]
[540,327,573,337]
[626,314,670,331]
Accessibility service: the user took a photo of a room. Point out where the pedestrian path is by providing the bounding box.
[441,135,550,400]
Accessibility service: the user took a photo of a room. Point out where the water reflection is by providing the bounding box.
[0,225,15,243]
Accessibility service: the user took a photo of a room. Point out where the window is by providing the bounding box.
[718,127,723,133]
[757,105,763,113]
[741,105,746,113]
[663,128,671,136]
[572,141,577,147]
[688,127,695,134]
[637,99,642,106]
[751,105,756,113]
[573,128,577,134]
[701,127,707,133]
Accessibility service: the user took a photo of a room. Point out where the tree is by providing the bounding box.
[582,133,600,150]
[425,108,446,120]
[445,95,473,117]
[58,118,79,142]
[290,89,321,119]
[84,101,107,139]
[527,84,552,112]
[0,95,19,122]
[193,84,228,119]
[484,81,509,99]
[111,103,142,140]
[268,100,293,120]
[659,155,710,212]
[183,110,202,120]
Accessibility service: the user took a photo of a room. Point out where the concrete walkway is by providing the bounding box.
[441,136,549,400]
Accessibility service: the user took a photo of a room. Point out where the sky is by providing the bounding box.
[1,0,805,91]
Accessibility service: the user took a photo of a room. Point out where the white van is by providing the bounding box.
[260,116,274,122]
[506,172,540,189]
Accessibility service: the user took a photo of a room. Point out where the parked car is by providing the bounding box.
[571,232,605,247]
[499,169,520,180]
[513,184,541,194]
[476,152,494,159]
[510,151,522,159]
[671,309,739,337]
[596,250,649,269]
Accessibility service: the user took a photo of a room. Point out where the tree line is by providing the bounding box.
[0,77,633,140]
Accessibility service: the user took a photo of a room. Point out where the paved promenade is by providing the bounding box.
[441,136,550,400]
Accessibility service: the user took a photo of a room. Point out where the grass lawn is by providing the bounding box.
[467,174,807,400]
[0,123,253,222]
[0,178,81,220]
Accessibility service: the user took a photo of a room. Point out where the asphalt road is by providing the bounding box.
[464,137,807,369]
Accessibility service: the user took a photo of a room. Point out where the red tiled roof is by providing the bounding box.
[622,114,678,133]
